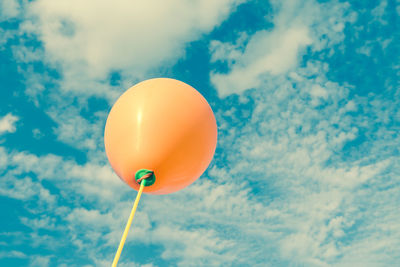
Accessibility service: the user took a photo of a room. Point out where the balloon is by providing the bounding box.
[104,78,217,195]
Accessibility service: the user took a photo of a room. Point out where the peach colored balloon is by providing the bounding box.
[104,78,217,195]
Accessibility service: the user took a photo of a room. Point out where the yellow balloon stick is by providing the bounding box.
[112,179,147,267]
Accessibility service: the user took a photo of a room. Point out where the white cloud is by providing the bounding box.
[153,225,236,266]
[211,27,312,96]
[0,0,20,21]
[371,0,388,25]
[211,43,400,264]
[30,255,51,267]
[210,0,354,97]
[0,250,26,259]
[0,113,19,135]
[47,107,103,151]
[12,44,44,63]
[0,27,18,48]
[0,175,41,200]
[0,147,8,170]
[19,0,243,99]
[8,149,125,204]
[20,215,58,231]
[32,128,44,139]
[0,171,57,210]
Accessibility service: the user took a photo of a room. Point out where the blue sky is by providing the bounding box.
[0,0,399,266]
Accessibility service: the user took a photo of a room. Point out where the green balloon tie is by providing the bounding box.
[135,169,156,186]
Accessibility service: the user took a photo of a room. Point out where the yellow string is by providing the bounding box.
[112,179,146,267]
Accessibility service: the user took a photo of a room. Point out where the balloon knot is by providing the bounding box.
[135,169,156,186]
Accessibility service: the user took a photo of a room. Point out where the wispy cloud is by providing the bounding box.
[0,250,26,259]
[29,255,51,267]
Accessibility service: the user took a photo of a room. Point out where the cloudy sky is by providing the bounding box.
[0,0,399,266]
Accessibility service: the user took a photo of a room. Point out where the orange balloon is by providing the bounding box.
[104,78,218,195]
